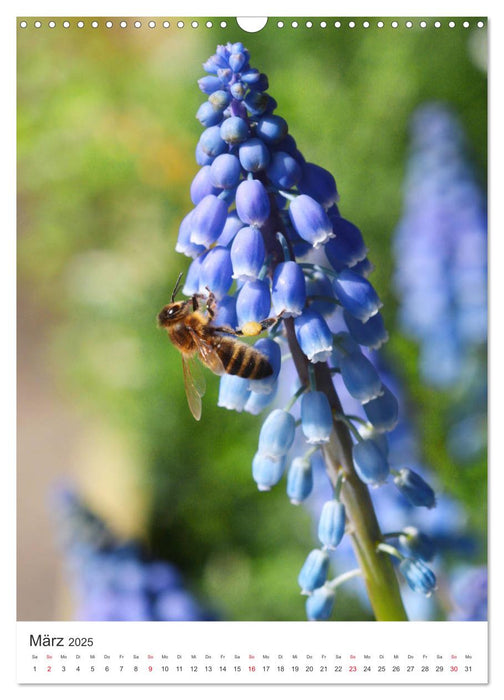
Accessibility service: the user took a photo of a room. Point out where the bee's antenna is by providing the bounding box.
[171,272,184,302]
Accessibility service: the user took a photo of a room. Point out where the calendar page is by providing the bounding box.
[15,5,490,689]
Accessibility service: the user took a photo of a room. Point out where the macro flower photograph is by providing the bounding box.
[17,17,487,623]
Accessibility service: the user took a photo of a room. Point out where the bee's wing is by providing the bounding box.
[181,353,205,421]
[189,329,226,376]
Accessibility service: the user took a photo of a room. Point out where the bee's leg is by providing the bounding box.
[236,310,286,337]
[203,287,218,320]
[191,293,206,312]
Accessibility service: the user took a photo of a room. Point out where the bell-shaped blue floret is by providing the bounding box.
[230,226,266,281]
[198,125,228,157]
[198,246,233,299]
[248,338,281,394]
[393,468,436,509]
[298,549,330,594]
[216,211,244,247]
[235,179,271,227]
[258,408,296,459]
[363,384,399,432]
[333,269,383,322]
[338,351,383,404]
[190,165,221,205]
[352,438,390,485]
[182,252,207,296]
[236,278,271,325]
[196,101,224,128]
[218,374,251,412]
[266,151,302,189]
[175,211,206,259]
[298,162,339,209]
[305,271,337,318]
[189,194,228,247]
[317,500,346,549]
[272,261,306,317]
[209,153,242,190]
[211,294,237,329]
[294,309,333,362]
[343,309,389,349]
[197,75,223,94]
[238,138,271,172]
[244,383,278,415]
[256,114,288,144]
[252,452,286,491]
[399,558,437,596]
[324,216,368,271]
[288,194,334,248]
[286,456,314,504]
[306,584,336,621]
[301,391,333,444]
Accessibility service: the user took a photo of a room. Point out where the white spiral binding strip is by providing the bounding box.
[18,18,486,31]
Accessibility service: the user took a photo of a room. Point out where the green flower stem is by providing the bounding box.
[284,317,408,621]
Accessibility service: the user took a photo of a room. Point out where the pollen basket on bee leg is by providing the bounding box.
[241,321,263,337]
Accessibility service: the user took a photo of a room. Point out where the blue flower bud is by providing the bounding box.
[190,165,221,205]
[352,438,390,485]
[175,211,206,259]
[324,216,368,271]
[256,114,288,144]
[399,527,436,562]
[209,153,241,190]
[196,101,223,127]
[266,151,302,189]
[393,468,436,508]
[198,246,233,299]
[228,51,247,73]
[305,271,337,317]
[298,162,339,209]
[399,558,437,596]
[258,409,296,458]
[248,338,281,394]
[317,500,346,549]
[252,452,286,491]
[198,75,223,94]
[298,549,330,594]
[212,294,237,329]
[198,125,228,157]
[182,252,207,296]
[235,179,271,226]
[288,194,334,248]
[343,310,389,349]
[190,194,228,247]
[216,211,244,247]
[218,374,251,412]
[195,141,214,166]
[241,68,260,84]
[301,391,333,444]
[243,91,270,116]
[230,226,265,281]
[286,456,313,504]
[272,261,306,317]
[230,81,247,100]
[217,67,232,85]
[236,279,271,325]
[306,584,336,620]
[332,269,383,322]
[220,116,249,145]
[238,138,271,172]
[208,89,232,111]
[363,384,399,432]
[338,351,383,404]
[294,309,333,362]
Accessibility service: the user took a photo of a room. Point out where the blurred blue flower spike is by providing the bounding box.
[53,487,211,621]
[171,43,449,621]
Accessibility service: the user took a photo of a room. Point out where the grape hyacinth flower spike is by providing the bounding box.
[168,42,439,621]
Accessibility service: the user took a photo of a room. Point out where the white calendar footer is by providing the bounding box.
[17,620,488,684]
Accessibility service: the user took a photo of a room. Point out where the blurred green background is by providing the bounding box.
[17,17,487,621]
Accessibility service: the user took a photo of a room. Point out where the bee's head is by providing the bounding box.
[157,301,188,327]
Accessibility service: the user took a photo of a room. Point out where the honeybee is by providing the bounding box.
[158,273,278,420]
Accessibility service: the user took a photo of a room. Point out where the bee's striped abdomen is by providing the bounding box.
[218,338,273,379]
